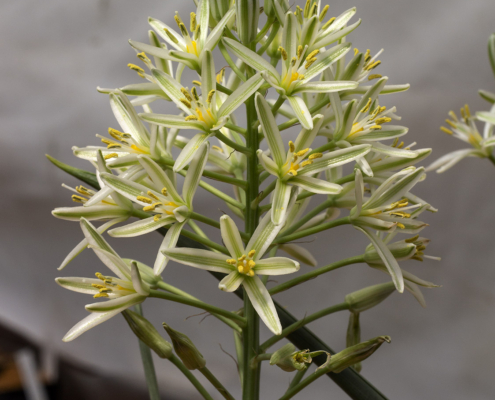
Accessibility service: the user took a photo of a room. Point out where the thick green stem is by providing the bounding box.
[274,216,351,244]
[260,302,349,352]
[168,355,214,400]
[199,367,236,400]
[149,289,246,327]
[269,255,365,295]
[134,304,160,400]
[225,122,248,136]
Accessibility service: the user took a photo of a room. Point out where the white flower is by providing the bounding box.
[164,213,300,335]
[99,144,209,276]
[56,219,156,342]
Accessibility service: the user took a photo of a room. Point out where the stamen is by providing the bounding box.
[107,144,121,149]
[354,48,359,55]
[94,293,109,298]
[95,272,106,281]
[226,259,237,265]
[181,88,193,101]
[304,0,311,18]
[375,117,392,125]
[137,52,150,64]
[248,250,256,258]
[191,87,200,101]
[128,64,145,78]
[364,49,371,62]
[289,141,295,153]
[297,45,304,59]
[164,28,179,45]
[396,223,406,229]
[369,125,382,130]
[216,68,225,84]
[137,196,153,204]
[190,12,197,32]
[104,153,119,160]
[279,47,288,61]
[308,152,323,160]
[161,188,168,196]
[405,235,419,243]
[185,115,199,121]
[192,80,201,87]
[365,60,381,71]
[310,3,318,17]
[71,195,87,204]
[306,50,320,61]
[300,160,313,167]
[238,255,246,261]
[368,74,382,80]
[440,126,453,135]
[206,90,216,104]
[360,98,372,113]
[296,148,309,157]
[178,23,189,37]
[321,17,335,30]
[143,205,157,212]
[147,191,160,201]
[91,284,105,289]
[180,98,192,109]
[212,145,223,152]
[305,57,317,69]
[319,5,329,21]
[153,214,162,222]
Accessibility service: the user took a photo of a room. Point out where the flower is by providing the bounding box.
[99,144,209,275]
[129,0,236,72]
[138,51,264,171]
[163,213,300,334]
[427,104,495,173]
[223,33,358,129]
[56,219,156,341]
[255,93,371,225]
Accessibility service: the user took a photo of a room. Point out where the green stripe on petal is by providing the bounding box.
[220,215,245,258]
[292,81,358,94]
[313,19,361,50]
[151,69,192,114]
[243,275,282,335]
[154,221,187,276]
[272,179,292,226]
[294,114,324,152]
[52,206,129,221]
[247,209,286,258]
[80,218,118,257]
[174,133,211,172]
[99,173,158,204]
[137,156,183,204]
[110,92,150,148]
[253,257,300,275]
[219,271,245,292]
[139,113,208,132]
[183,143,209,208]
[201,50,216,105]
[89,247,131,280]
[286,95,313,130]
[198,0,209,49]
[279,243,317,267]
[55,277,102,295]
[282,12,297,62]
[290,175,342,194]
[130,261,150,296]
[163,248,234,274]
[302,43,352,83]
[299,144,371,175]
[85,293,145,312]
[218,73,265,119]
[108,216,176,237]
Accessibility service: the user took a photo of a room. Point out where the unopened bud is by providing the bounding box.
[236,0,259,45]
[326,336,391,373]
[346,312,362,372]
[269,343,330,372]
[345,282,396,313]
[122,310,172,359]
[163,323,206,370]
[364,241,416,265]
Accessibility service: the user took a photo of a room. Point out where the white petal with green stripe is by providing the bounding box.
[218,73,265,119]
[290,175,342,194]
[219,271,245,292]
[174,133,211,172]
[220,215,245,258]
[163,248,234,274]
[253,257,300,275]
[108,215,176,237]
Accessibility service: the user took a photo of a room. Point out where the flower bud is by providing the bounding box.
[236,0,259,45]
[264,0,275,18]
[269,343,330,372]
[122,310,172,359]
[266,29,282,58]
[346,312,362,372]
[345,282,396,313]
[211,0,232,24]
[163,323,206,370]
[326,336,391,373]
[364,241,416,265]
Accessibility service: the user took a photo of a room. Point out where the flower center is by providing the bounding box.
[92,272,130,298]
[226,250,257,276]
[283,141,322,177]
[181,86,218,130]
[137,189,179,221]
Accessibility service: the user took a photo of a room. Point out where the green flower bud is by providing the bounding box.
[264,0,275,17]
[269,343,330,372]
[345,282,396,313]
[211,0,232,24]
[266,29,282,59]
[236,0,259,45]
[346,312,362,372]
[326,336,391,373]
[163,323,206,370]
[122,310,172,359]
[364,242,416,265]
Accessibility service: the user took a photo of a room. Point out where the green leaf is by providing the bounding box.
[46,154,100,189]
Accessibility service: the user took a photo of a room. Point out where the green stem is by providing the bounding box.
[217,83,233,95]
[179,229,230,254]
[218,40,247,82]
[308,140,337,157]
[168,355,214,400]
[134,304,160,400]
[199,367,236,400]
[287,368,308,391]
[274,216,351,244]
[192,176,245,210]
[149,289,247,327]
[257,21,280,55]
[269,255,365,295]
[190,211,221,229]
[250,353,272,369]
[278,364,329,400]
[216,131,251,154]
[260,302,349,352]
[271,95,285,115]
[156,281,242,333]
[225,122,248,136]
[255,18,274,43]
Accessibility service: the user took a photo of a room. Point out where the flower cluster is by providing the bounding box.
[50,0,440,396]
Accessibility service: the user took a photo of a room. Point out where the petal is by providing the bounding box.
[137,155,183,204]
[289,175,343,194]
[183,142,209,208]
[130,261,151,296]
[154,221,187,275]
[62,309,128,342]
[286,96,313,130]
[198,0,209,49]
[302,43,352,82]
[90,247,131,280]
[247,208,286,258]
[253,257,300,275]
[373,148,431,174]
[292,81,358,94]
[52,206,128,221]
[279,244,317,267]
[351,169,364,218]
[272,179,292,226]
[217,73,265,118]
[220,215,245,259]
[148,18,185,50]
[313,18,361,50]
[55,277,102,295]
[108,215,176,237]
[356,125,408,141]
[404,281,426,308]
[110,92,150,148]
[151,69,193,114]
[368,142,420,159]
[426,148,481,173]
[80,218,118,257]
[318,7,356,38]
[282,12,297,61]
[174,133,211,172]
[99,173,159,205]
[255,93,286,166]
[257,150,280,176]
[203,8,236,53]
[243,275,282,335]
[299,144,371,175]
[201,50,216,104]
[222,37,279,80]
[354,226,404,293]
[86,293,145,312]
[219,271,245,292]
[139,113,207,131]
[294,114,324,151]
[163,248,235,273]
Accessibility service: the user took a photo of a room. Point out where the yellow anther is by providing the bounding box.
[310,3,318,16]
[206,90,216,104]
[179,22,189,37]
[192,80,202,87]
[237,265,244,273]
[397,141,404,149]
[191,87,200,101]
[368,74,382,80]
[279,47,288,61]
[440,126,453,135]
[248,250,256,258]
[289,141,295,153]
[71,195,87,204]
[304,0,311,17]
[305,57,317,69]
[99,288,112,293]
[93,293,109,298]
[360,97,372,113]
[365,60,381,71]
[212,145,223,153]
[291,57,297,67]
[375,117,392,125]
[296,148,309,157]
[190,12,197,32]
[216,68,225,84]
[143,205,157,212]
[392,138,399,148]
[180,98,192,109]
[161,188,168,196]
[390,211,411,218]
[91,284,105,289]
[238,255,246,261]
[248,260,256,268]
[107,144,121,149]
[181,88,193,102]
[448,110,458,121]
[369,125,382,130]
[100,138,114,146]
[308,152,323,160]
[405,235,419,243]
[416,251,424,256]
[104,153,118,160]
[153,214,162,222]
[306,50,320,62]
[147,191,160,201]
[319,4,329,21]
[164,28,179,44]
[398,200,408,207]
[322,17,335,30]
[75,186,91,196]
[226,259,237,265]
[396,223,406,229]
[297,45,304,59]
[248,270,255,277]
[300,160,313,167]
[298,74,305,80]
[364,49,371,62]
[108,127,124,141]
[128,63,145,78]
[95,272,105,280]
[464,104,471,117]
[137,52,150,64]
[137,196,153,204]
[354,48,359,55]
[445,119,456,129]
[185,115,199,121]
[416,245,426,251]
[411,255,424,262]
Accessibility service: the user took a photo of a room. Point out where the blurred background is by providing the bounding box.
[1,0,495,398]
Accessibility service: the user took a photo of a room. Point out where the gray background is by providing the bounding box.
[2,0,495,398]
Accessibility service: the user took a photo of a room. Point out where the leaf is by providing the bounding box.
[46,154,100,189]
